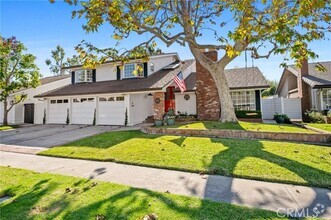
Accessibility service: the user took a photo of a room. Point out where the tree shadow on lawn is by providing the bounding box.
[61,186,276,220]
[204,138,331,217]
[1,173,279,220]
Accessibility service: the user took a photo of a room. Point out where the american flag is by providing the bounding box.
[173,71,187,93]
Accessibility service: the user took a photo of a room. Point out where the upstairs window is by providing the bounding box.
[76,69,93,83]
[123,63,144,78]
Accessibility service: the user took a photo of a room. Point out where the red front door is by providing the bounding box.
[165,86,175,112]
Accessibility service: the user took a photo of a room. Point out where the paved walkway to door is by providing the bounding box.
[0,151,330,218]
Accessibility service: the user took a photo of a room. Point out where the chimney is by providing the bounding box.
[196,49,220,120]
[297,59,311,121]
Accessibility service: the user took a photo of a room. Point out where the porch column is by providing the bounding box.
[153,92,165,120]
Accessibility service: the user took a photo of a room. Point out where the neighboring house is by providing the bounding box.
[35,51,269,126]
[276,60,331,113]
[0,75,71,124]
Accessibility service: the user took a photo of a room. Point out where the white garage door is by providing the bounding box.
[49,99,69,124]
[72,97,95,125]
[98,96,125,125]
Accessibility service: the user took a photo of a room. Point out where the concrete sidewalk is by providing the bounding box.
[0,151,330,218]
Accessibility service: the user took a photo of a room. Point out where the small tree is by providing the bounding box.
[93,108,96,125]
[45,45,81,75]
[66,108,70,125]
[262,80,278,97]
[124,108,128,126]
[57,0,331,122]
[0,36,40,125]
[43,109,46,124]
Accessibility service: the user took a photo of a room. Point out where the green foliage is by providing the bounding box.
[61,0,331,68]
[124,108,128,126]
[43,109,46,124]
[66,108,70,125]
[235,110,261,118]
[305,111,325,123]
[1,166,283,219]
[45,45,81,75]
[0,36,40,125]
[262,80,278,97]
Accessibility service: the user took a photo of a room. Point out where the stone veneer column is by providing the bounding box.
[196,49,220,120]
[297,59,311,121]
[153,92,165,119]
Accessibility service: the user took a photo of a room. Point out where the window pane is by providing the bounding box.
[99,97,107,102]
[63,99,68,103]
[50,100,56,104]
[108,97,115,101]
[57,100,63,103]
[124,63,135,78]
[116,96,124,101]
[230,91,255,110]
[81,98,87,102]
[76,70,85,82]
[137,63,144,76]
[88,98,94,102]
[73,98,80,103]
[86,70,93,82]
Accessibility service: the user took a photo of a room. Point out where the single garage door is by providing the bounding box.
[49,99,69,124]
[98,96,125,125]
[72,97,95,125]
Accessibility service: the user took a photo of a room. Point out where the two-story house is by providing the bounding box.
[35,51,269,126]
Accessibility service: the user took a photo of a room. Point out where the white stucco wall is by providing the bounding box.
[279,77,289,98]
[148,55,178,76]
[129,93,154,125]
[175,92,197,115]
[96,65,117,81]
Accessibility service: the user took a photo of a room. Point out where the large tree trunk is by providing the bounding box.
[210,66,238,122]
[3,99,8,126]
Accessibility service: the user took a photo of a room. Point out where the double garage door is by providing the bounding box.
[48,96,125,125]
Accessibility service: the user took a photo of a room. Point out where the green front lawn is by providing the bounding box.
[0,126,13,131]
[40,131,331,188]
[0,167,284,219]
[165,121,314,133]
[306,123,331,132]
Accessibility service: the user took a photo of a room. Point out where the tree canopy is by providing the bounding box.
[45,45,81,75]
[0,36,40,125]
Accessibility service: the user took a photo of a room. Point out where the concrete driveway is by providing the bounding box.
[0,124,119,153]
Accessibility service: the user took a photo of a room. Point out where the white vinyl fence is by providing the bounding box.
[261,97,302,120]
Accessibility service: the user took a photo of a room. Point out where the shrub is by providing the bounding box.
[235,110,261,118]
[306,111,325,123]
[124,108,128,126]
[66,109,70,125]
[93,109,96,126]
[273,113,291,124]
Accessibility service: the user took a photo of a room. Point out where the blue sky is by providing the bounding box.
[1,0,330,81]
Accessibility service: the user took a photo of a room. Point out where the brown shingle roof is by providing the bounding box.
[35,60,195,97]
[40,75,70,85]
[224,67,269,89]
[302,75,331,88]
[175,67,269,92]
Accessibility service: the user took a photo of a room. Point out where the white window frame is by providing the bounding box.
[321,89,331,110]
[123,63,144,79]
[230,90,256,111]
[76,69,93,83]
